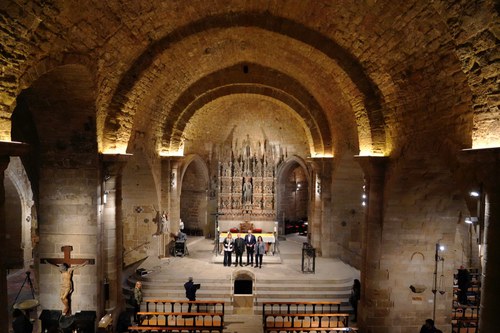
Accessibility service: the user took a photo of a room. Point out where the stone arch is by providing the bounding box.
[162,63,333,157]
[103,12,384,155]
[178,155,210,236]
[232,269,256,314]
[276,156,311,234]
[5,157,36,270]
[2,55,97,141]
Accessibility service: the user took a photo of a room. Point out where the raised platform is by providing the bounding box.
[127,235,360,332]
[211,251,283,265]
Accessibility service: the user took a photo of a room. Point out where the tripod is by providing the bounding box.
[12,271,36,309]
[211,212,224,256]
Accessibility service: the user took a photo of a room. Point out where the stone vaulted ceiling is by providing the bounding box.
[1,0,499,158]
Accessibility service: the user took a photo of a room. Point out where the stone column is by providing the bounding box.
[160,157,179,256]
[309,157,332,256]
[0,156,11,332]
[460,148,500,331]
[355,156,388,328]
[101,154,129,319]
[166,158,181,233]
[0,142,29,333]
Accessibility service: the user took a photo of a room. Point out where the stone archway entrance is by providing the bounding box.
[232,270,255,314]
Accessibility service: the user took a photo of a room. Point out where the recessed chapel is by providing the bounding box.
[1,1,499,332]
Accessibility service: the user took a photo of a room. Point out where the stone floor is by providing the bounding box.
[137,233,360,333]
[6,233,360,332]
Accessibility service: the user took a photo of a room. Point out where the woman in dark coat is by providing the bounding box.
[349,279,361,322]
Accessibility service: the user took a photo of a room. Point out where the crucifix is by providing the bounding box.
[41,246,95,316]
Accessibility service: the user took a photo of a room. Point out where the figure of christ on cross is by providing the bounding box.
[41,245,95,316]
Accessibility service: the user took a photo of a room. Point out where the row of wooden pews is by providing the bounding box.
[262,301,358,332]
[129,299,358,332]
[451,269,480,333]
[129,300,224,332]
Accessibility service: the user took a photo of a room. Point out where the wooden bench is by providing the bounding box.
[262,301,341,315]
[129,300,225,332]
[452,306,479,319]
[452,317,478,333]
[145,299,225,314]
[129,326,223,333]
[262,301,356,333]
[129,312,223,332]
[264,313,350,331]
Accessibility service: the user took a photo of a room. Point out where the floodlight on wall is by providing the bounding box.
[316,176,321,195]
[469,191,480,197]
[465,216,478,224]
[361,182,368,207]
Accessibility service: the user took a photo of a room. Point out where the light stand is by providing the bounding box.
[432,243,445,322]
[211,212,224,256]
[12,271,36,308]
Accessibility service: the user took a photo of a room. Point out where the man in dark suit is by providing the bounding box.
[244,230,256,266]
[184,277,200,312]
[234,233,245,267]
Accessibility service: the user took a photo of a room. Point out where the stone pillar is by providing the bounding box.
[309,157,332,256]
[164,157,181,234]
[0,156,11,332]
[101,154,129,319]
[160,157,178,256]
[355,156,388,329]
[460,148,500,331]
[0,142,30,332]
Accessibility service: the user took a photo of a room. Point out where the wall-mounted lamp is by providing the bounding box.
[103,191,109,204]
[171,171,177,189]
[316,176,321,195]
[465,216,478,224]
[361,183,368,207]
[469,191,480,197]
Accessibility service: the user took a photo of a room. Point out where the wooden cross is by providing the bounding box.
[41,245,95,266]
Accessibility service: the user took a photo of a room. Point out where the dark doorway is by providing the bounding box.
[234,280,252,294]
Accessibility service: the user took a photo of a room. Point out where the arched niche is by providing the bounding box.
[276,157,310,236]
[179,155,210,236]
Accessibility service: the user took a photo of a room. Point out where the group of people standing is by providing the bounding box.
[223,230,265,268]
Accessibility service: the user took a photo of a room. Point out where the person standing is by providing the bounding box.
[419,318,441,333]
[244,230,256,266]
[184,277,200,312]
[457,265,471,305]
[255,236,265,268]
[349,279,361,322]
[133,281,143,324]
[234,233,245,267]
[223,233,234,266]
